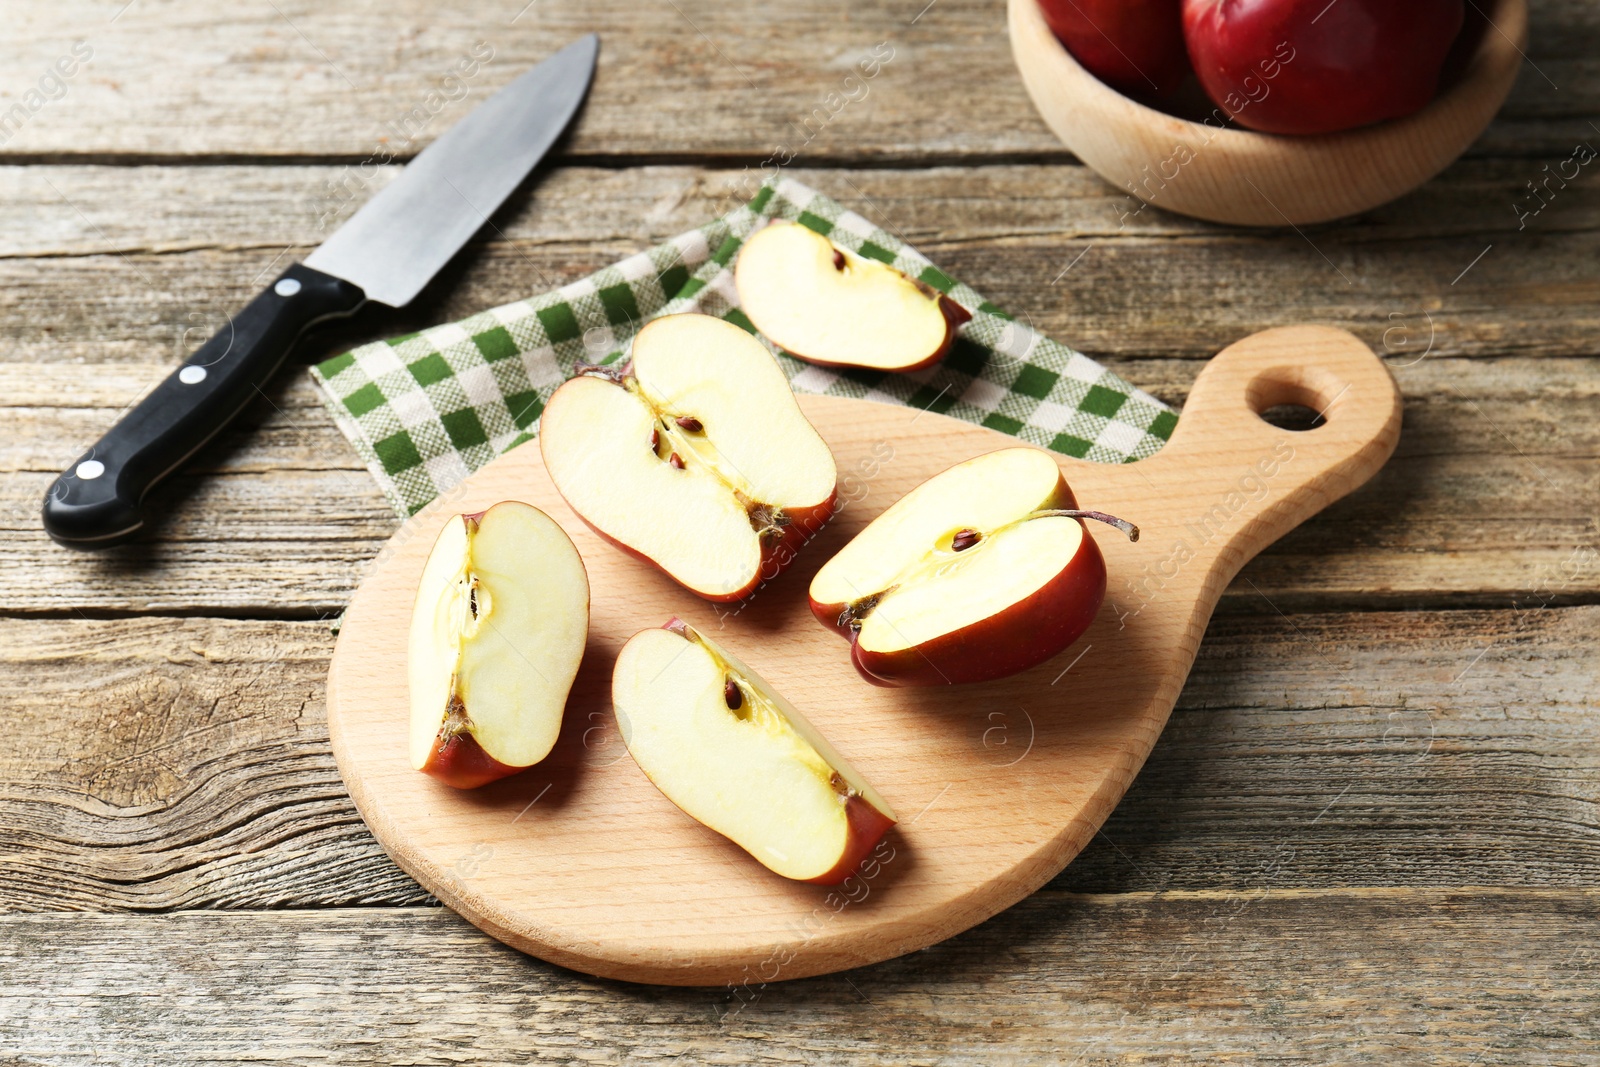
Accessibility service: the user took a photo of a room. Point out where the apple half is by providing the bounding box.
[540,313,838,602]
[611,619,897,884]
[809,448,1138,687]
[734,221,972,372]
[408,500,590,789]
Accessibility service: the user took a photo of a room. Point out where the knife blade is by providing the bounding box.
[42,34,599,549]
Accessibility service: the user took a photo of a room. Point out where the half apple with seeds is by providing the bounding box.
[734,221,972,372]
[541,313,838,602]
[409,500,590,788]
[612,618,897,885]
[809,448,1138,687]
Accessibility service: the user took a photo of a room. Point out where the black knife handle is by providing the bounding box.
[42,264,366,548]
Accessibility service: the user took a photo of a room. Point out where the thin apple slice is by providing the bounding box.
[810,447,1137,687]
[734,221,972,372]
[612,620,896,884]
[408,500,590,788]
[540,313,837,602]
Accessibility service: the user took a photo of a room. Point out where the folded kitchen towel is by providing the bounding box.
[311,177,1177,519]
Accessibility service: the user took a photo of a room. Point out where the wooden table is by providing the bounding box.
[2,1,1596,1062]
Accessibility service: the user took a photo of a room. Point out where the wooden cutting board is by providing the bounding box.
[326,325,1400,986]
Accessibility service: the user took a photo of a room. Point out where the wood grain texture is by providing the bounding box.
[1010,0,1525,225]
[326,330,1400,983]
[3,604,1595,913]
[0,0,1592,163]
[3,162,1598,367]
[1,893,1595,1064]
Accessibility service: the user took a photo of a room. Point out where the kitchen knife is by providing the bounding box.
[42,33,599,548]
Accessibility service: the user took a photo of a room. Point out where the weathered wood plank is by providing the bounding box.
[3,352,1594,615]
[0,891,1595,1064]
[0,618,417,909]
[2,162,1597,366]
[0,0,1591,162]
[0,607,1592,911]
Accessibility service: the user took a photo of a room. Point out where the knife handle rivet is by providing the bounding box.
[75,460,105,480]
[274,278,303,297]
[179,366,208,385]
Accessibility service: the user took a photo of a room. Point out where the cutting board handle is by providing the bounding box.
[1130,325,1402,607]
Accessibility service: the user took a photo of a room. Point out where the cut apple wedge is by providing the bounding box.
[611,619,896,884]
[540,313,838,602]
[809,448,1138,687]
[408,500,590,789]
[734,221,972,372]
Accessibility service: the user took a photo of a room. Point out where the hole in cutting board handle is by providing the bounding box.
[1257,404,1325,432]
[1245,364,1348,433]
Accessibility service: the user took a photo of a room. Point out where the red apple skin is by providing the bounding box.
[418,729,524,790]
[1038,0,1190,99]
[810,477,1108,687]
[805,796,897,886]
[851,533,1105,688]
[1182,0,1465,135]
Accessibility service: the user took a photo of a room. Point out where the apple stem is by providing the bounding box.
[1038,509,1140,542]
[571,360,626,384]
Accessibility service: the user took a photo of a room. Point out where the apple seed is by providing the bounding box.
[832,249,846,271]
[649,428,660,451]
[669,452,685,470]
[951,529,981,552]
[675,415,703,432]
[724,677,742,710]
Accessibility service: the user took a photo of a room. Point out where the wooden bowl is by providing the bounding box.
[1008,0,1527,226]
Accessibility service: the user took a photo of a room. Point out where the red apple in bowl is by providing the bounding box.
[540,313,838,602]
[1036,0,1190,98]
[734,222,971,373]
[1182,0,1466,135]
[409,500,590,789]
[612,619,897,885]
[809,447,1137,687]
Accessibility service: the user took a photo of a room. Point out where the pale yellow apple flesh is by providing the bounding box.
[612,622,896,883]
[540,313,837,601]
[734,221,969,371]
[408,500,590,787]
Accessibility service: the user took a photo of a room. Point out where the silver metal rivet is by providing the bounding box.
[76,460,105,480]
[179,365,207,385]
[274,277,303,297]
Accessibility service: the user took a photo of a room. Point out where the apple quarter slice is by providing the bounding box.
[809,448,1137,687]
[540,313,838,602]
[409,500,590,789]
[612,620,897,885]
[734,221,971,372]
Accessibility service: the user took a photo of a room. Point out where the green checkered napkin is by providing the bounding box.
[312,177,1177,519]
